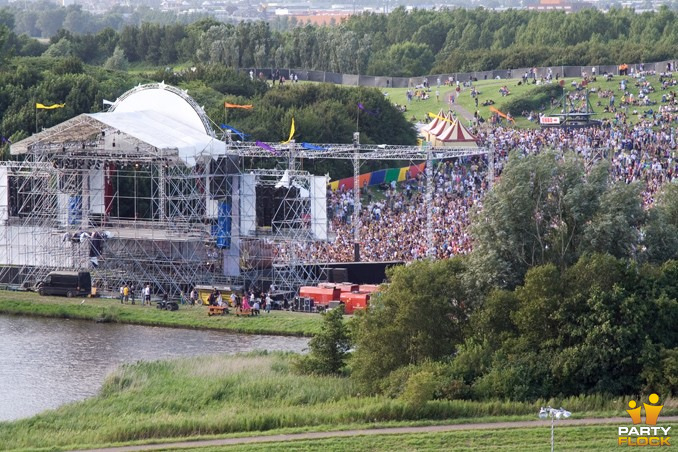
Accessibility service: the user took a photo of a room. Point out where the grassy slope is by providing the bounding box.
[0,291,322,336]
[1,353,674,451]
[380,74,670,129]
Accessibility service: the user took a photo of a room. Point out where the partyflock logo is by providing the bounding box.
[618,393,671,446]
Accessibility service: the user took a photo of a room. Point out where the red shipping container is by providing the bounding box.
[340,292,370,314]
[299,286,341,306]
[358,284,380,294]
[337,283,359,293]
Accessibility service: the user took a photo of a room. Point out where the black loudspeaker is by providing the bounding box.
[256,186,275,227]
[332,268,348,284]
[303,297,314,313]
[7,175,18,217]
[210,155,239,199]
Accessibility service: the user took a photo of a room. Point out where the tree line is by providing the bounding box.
[3,6,678,76]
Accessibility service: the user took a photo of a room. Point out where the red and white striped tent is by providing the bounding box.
[420,110,451,142]
[430,118,478,148]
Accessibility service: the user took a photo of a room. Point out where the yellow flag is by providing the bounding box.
[283,117,295,144]
[36,103,65,110]
[427,112,456,125]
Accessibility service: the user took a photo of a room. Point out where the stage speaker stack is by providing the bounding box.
[332,268,348,284]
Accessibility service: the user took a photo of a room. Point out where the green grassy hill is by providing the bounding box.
[379,74,673,130]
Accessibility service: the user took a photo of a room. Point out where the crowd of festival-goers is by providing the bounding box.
[306,69,678,263]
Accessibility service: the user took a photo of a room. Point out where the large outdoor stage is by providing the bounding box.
[0,83,487,296]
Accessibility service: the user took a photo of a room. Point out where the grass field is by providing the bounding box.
[1,353,674,451]
[181,425,641,451]
[380,73,672,130]
[0,290,323,336]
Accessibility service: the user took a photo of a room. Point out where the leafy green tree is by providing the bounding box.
[367,42,434,77]
[642,183,678,263]
[351,258,470,393]
[36,6,67,38]
[468,151,643,290]
[459,253,664,399]
[43,37,74,58]
[104,46,129,71]
[294,304,350,375]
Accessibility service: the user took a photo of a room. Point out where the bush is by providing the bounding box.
[500,83,564,115]
[294,305,350,375]
[401,370,438,408]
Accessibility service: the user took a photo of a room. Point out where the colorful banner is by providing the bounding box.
[302,142,326,151]
[329,163,426,191]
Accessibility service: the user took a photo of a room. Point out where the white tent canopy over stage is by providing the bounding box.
[11,83,223,166]
[2,83,488,296]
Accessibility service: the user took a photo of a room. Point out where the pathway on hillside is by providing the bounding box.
[438,88,474,122]
[71,416,678,451]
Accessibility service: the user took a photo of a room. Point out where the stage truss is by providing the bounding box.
[0,118,490,298]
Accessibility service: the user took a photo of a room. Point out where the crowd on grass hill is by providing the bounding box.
[306,73,678,263]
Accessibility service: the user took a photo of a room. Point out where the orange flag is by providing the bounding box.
[224,102,253,109]
[489,106,515,122]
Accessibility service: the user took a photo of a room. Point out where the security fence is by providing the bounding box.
[246,60,677,89]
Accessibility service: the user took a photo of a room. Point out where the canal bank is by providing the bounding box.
[0,291,323,337]
[0,315,309,421]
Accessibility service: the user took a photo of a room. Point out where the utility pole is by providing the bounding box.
[352,132,360,262]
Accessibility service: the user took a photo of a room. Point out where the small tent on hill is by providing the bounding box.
[422,119,478,148]
[420,110,451,142]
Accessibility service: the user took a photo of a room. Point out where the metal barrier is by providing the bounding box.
[244,59,677,88]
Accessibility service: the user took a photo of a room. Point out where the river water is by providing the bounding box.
[0,315,308,422]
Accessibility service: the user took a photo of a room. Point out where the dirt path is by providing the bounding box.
[72,416,678,451]
[438,88,475,122]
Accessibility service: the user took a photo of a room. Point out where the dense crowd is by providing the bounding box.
[292,72,678,263]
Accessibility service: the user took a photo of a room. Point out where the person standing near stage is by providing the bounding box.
[265,293,272,313]
[143,284,151,306]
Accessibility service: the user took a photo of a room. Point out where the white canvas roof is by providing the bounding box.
[11,84,224,166]
[86,110,225,165]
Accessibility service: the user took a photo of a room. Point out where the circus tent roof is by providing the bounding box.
[420,110,445,135]
[428,117,478,148]
[436,120,478,144]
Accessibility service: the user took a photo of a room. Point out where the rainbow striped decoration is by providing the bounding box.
[329,163,426,191]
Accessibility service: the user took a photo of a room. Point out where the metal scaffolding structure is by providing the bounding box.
[0,84,489,298]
